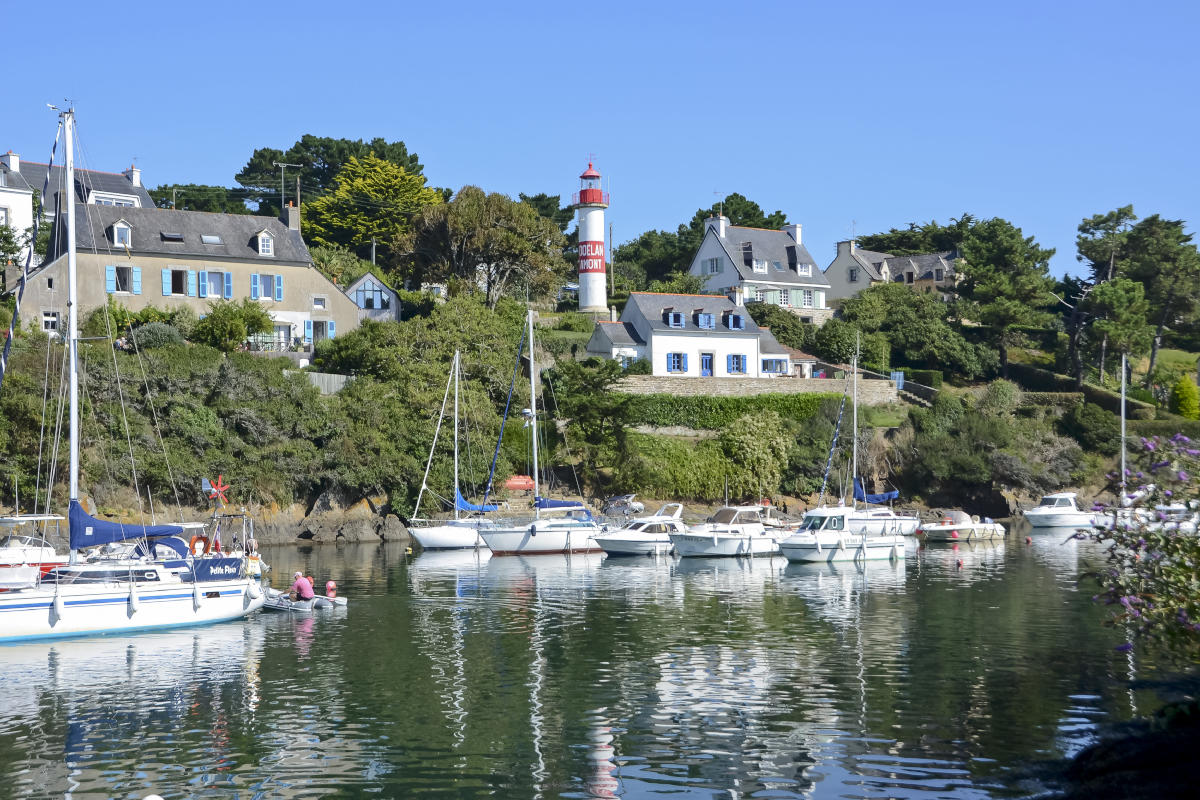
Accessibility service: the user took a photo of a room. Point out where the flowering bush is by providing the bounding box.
[1089,433,1200,659]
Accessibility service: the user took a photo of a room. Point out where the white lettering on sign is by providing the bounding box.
[579,241,605,257]
[579,241,606,274]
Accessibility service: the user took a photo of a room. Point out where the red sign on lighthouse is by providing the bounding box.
[579,240,606,273]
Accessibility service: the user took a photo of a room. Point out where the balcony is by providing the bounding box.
[572,188,610,207]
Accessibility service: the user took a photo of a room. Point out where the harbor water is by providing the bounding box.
[0,526,1160,798]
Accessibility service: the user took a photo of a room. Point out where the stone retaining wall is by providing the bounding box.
[615,375,897,405]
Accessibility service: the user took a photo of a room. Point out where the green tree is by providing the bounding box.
[235,134,425,217]
[810,319,888,371]
[545,358,633,481]
[1169,376,1200,420]
[1120,216,1200,389]
[1076,205,1137,284]
[401,186,569,308]
[956,217,1056,377]
[1086,277,1152,362]
[518,193,574,233]
[148,183,252,214]
[1,223,22,293]
[191,298,272,353]
[744,302,814,351]
[302,154,443,268]
[856,214,976,256]
[310,244,378,288]
[719,411,791,500]
[644,273,705,295]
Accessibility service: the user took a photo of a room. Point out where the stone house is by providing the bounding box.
[824,239,959,302]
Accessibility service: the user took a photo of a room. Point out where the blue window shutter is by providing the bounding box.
[275,274,283,302]
[727,354,734,373]
[131,267,142,295]
[223,272,233,299]
[198,272,207,298]
[161,269,171,296]
[304,320,313,343]
[105,265,116,293]
[250,274,260,300]
[187,270,197,297]
[681,353,688,373]
[328,320,335,339]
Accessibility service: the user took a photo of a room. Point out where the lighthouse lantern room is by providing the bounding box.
[572,161,610,313]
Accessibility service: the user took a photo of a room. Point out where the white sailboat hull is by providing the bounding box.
[480,520,601,555]
[410,522,488,550]
[670,531,781,558]
[0,578,265,642]
[594,532,673,556]
[781,532,906,563]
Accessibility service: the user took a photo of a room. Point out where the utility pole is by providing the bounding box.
[295,176,301,209]
[273,161,301,212]
[172,188,179,209]
[609,222,614,296]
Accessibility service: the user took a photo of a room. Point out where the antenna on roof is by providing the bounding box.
[850,219,857,239]
[713,191,724,217]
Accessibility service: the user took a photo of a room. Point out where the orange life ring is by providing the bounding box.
[189,535,211,556]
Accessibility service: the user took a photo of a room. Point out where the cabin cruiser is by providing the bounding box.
[916,509,1005,542]
[0,515,68,590]
[670,505,782,557]
[1023,492,1100,528]
[594,504,687,556]
[780,505,906,563]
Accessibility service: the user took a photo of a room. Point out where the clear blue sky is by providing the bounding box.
[7,0,1198,277]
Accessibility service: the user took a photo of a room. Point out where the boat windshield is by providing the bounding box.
[800,514,844,531]
[710,508,740,524]
[1036,497,1059,507]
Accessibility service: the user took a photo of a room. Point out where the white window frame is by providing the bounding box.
[113,223,132,248]
[42,311,59,332]
[114,265,133,293]
[259,232,274,256]
[206,271,224,297]
[779,289,790,307]
[0,206,8,226]
[313,296,327,310]
[90,191,139,208]
[797,264,812,276]
[704,257,723,275]
[752,259,769,274]
[754,288,765,303]
[801,289,814,308]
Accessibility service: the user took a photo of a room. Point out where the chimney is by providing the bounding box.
[1,151,19,173]
[782,223,802,243]
[284,201,301,231]
[836,240,856,257]
[705,214,728,238]
[609,306,617,322]
[123,164,141,187]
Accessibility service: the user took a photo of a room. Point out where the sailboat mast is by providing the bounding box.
[851,339,859,510]
[453,350,460,521]
[65,109,80,504]
[529,310,540,518]
[1120,352,1127,495]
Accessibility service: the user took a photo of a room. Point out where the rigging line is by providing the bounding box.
[413,353,457,519]
[42,347,69,516]
[544,373,586,503]
[0,120,61,393]
[482,324,527,510]
[124,321,185,518]
[33,330,58,512]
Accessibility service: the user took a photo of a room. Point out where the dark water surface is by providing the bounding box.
[0,527,1163,798]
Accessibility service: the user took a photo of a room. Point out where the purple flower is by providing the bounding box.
[1179,470,1190,481]
[1165,490,1173,498]
[1151,460,1171,471]
[1145,440,1157,452]
[1115,642,1134,652]
[1186,449,1200,456]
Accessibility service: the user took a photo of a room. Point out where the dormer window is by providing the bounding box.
[665,311,684,328]
[113,221,132,248]
[258,231,274,256]
[696,312,715,330]
[797,264,812,276]
[752,259,769,274]
[726,313,744,330]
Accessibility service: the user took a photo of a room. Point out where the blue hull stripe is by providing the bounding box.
[0,589,242,612]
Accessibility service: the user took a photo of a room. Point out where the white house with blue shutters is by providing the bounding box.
[585,292,793,378]
[16,205,360,349]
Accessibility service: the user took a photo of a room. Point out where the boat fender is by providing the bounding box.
[192,580,202,611]
[128,583,139,615]
[189,535,211,557]
[951,531,959,539]
[246,580,262,599]
[53,587,65,622]
[1025,536,1032,544]
[326,581,337,598]
[529,525,537,537]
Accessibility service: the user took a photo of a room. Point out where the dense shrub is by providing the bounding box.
[191,299,272,353]
[1169,376,1200,420]
[1128,419,1200,438]
[1020,391,1083,407]
[621,392,837,429]
[553,312,597,333]
[977,379,1021,417]
[1059,402,1121,455]
[131,322,183,350]
[901,368,943,388]
[1128,386,1156,405]
[624,359,651,375]
[1007,362,1154,419]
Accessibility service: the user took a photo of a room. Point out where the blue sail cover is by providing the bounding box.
[534,497,586,510]
[853,478,899,504]
[455,488,499,513]
[69,499,187,550]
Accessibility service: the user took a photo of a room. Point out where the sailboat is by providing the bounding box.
[408,350,503,550]
[0,109,264,641]
[478,311,602,555]
[781,347,910,563]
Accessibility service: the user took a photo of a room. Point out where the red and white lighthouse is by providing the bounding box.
[573,161,609,313]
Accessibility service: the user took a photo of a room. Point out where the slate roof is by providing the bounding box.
[848,248,894,281]
[590,320,645,347]
[19,161,154,210]
[885,252,956,281]
[47,205,311,265]
[0,163,33,192]
[710,225,829,287]
[625,292,762,334]
[757,327,788,355]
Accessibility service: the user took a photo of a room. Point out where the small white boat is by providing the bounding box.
[917,510,1006,542]
[594,504,687,556]
[670,506,782,558]
[481,506,602,555]
[409,517,496,550]
[0,514,69,589]
[1023,492,1100,528]
[780,506,906,563]
[263,587,347,612]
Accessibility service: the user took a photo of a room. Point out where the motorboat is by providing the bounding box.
[0,514,68,589]
[263,587,347,612]
[916,510,1006,542]
[1023,492,1100,528]
[594,503,687,556]
[670,505,782,557]
[779,506,906,563]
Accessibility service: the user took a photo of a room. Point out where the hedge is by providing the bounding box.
[1007,363,1155,420]
[621,392,839,429]
[900,368,942,388]
[1127,419,1200,439]
[1020,391,1083,407]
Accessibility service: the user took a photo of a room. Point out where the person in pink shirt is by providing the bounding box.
[289,571,315,601]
